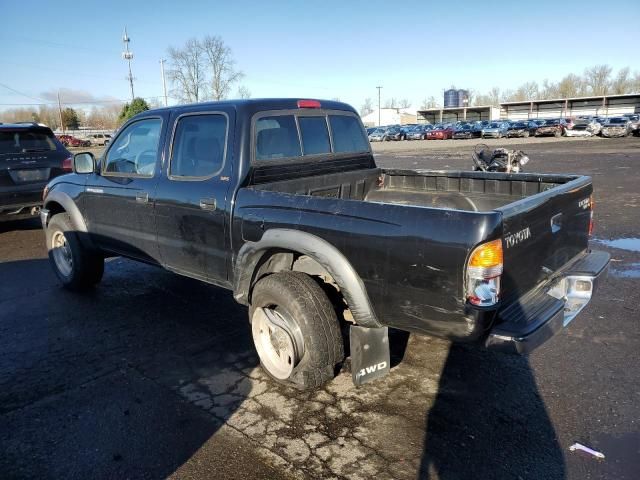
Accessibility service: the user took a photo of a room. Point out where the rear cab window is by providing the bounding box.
[254,110,369,163]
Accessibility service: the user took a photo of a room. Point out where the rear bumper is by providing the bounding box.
[485,250,610,354]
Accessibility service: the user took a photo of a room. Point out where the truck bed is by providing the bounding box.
[252,168,573,213]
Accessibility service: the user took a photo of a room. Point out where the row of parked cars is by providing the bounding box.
[55,132,112,148]
[367,114,640,142]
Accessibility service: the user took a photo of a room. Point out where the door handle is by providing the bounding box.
[199,198,217,210]
[136,192,149,203]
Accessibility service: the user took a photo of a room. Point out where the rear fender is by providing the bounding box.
[234,229,381,328]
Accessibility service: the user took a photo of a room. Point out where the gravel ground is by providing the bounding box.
[1,137,638,479]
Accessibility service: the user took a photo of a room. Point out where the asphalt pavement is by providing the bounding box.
[1,137,638,479]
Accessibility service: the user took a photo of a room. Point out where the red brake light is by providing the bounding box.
[62,156,73,172]
[297,100,321,109]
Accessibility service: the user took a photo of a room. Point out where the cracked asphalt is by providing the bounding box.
[1,137,638,479]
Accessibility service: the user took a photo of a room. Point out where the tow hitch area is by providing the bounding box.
[350,326,390,386]
[486,250,609,354]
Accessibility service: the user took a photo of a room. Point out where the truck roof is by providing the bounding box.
[146,98,357,116]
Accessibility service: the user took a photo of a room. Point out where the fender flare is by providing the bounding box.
[44,190,88,232]
[44,190,95,250]
[234,229,381,328]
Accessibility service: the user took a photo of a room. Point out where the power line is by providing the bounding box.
[0,82,48,103]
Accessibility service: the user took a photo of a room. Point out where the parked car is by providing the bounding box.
[481,122,509,138]
[57,135,91,147]
[406,124,432,140]
[506,121,537,138]
[84,133,111,146]
[368,128,388,142]
[622,114,640,133]
[40,97,609,389]
[452,124,476,139]
[564,121,594,137]
[601,117,632,137]
[535,119,567,137]
[1,122,73,221]
[426,124,455,140]
[385,127,407,141]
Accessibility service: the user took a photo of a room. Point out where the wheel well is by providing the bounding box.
[44,201,65,224]
[250,250,353,324]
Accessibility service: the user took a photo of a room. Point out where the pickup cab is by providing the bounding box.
[40,99,609,389]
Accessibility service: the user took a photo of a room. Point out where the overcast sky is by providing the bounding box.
[2,0,639,112]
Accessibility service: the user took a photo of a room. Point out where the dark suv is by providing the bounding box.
[0,122,72,221]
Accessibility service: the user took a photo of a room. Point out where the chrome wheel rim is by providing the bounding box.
[51,230,73,278]
[252,307,304,380]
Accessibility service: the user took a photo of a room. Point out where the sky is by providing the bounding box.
[1,0,639,113]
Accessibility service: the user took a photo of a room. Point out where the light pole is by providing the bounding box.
[376,86,382,126]
[122,27,135,100]
[160,59,168,107]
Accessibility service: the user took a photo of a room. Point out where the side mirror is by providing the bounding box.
[73,152,96,174]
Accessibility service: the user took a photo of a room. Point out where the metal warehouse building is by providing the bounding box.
[417,105,500,124]
[500,93,640,120]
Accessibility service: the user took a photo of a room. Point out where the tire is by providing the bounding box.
[46,213,104,291]
[250,271,344,390]
[554,130,561,138]
[524,131,530,138]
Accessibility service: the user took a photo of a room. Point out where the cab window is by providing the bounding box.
[104,118,161,176]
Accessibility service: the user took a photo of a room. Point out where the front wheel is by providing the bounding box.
[46,213,104,291]
[250,272,344,390]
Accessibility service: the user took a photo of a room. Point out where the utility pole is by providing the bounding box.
[122,27,135,100]
[57,90,65,134]
[159,59,168,107]
[376,86,382,126]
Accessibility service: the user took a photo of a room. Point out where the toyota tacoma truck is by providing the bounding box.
[40,99,609,389]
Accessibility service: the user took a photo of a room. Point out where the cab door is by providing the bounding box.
[154,109,234,284]
[81,114,168,263]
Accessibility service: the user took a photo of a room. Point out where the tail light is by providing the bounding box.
[589,194,594,236]
[466,239,503,306]
[62,156,73,172]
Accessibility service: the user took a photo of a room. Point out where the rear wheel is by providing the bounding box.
[250,272,344,389]
[46,213,104,291]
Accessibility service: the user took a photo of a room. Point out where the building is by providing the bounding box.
[361,108,418,127]
[416,105,500,124]
[500,93,640,120]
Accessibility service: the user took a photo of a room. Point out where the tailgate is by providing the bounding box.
[498,176,592,303]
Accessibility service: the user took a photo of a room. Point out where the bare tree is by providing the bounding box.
[554,74,583,98]
[360,97,374,116]
[201,35,244,101]
[583,64,612,96]
[237,85,251,99]
[167,38,207,103]
[511,81,539,101]
[398,98,411,109]
[420,96,438,109]
[384,97,398,108]
[611,67,632,95]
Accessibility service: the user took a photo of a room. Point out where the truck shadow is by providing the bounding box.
[419,304,565,479]
[0,257,268,479]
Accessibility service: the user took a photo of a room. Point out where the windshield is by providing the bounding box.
[512,123,526,128]
[0,129,57,154]
[488,123,501,128]
[607,118,626,124]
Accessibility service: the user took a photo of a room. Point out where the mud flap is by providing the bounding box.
[350,326,390,386]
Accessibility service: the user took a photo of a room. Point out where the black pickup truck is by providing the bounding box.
[40,99,609,389]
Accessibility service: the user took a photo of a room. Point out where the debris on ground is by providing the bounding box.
[569,442,605,459]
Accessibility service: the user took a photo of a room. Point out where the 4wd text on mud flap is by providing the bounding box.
[355,362,388,380]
